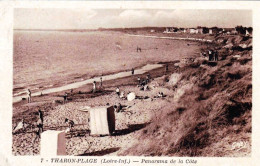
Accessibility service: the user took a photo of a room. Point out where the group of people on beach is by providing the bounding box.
[201,48,219,61]
[20,63,157,141]
[137,74,152,91]
[92,68,137,93]
[13,109,44,143]
[136,46,142,52]
[15,106,76,141]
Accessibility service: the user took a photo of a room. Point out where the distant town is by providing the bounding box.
[15,25,252,37]
[98,25,252,36]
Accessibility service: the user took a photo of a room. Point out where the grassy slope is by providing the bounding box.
[120,34,252,157]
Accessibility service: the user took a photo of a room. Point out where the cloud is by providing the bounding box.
[95,10,154,28]
[119,10,151,19]
[14,9,252,29]
[153,10,180,27]
[153,10,252,28]
[118,10,153,27]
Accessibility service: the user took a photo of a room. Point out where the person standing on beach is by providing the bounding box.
[146,74,152,84]
[92,81,96,93]
[203,52,207,57]
[166,64,169,72]
[100,77,103,87]
[34,126,41,143]
[27,89,31,103]
[63,92,68,104]
[137,46,142,52]
[38,109,43,124]
[137,77,141,85]
[35,109,43,140]
[208,50,213,61]
[65,118,75,138]
[116,87,120,96]
[132,68,134,75]
[214,50,219,61]
[148,73,151,79]
[65,118,74,131]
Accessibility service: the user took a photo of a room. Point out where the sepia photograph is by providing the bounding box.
[12,8,252,157]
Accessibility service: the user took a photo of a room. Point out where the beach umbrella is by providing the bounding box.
[127,92,136,101]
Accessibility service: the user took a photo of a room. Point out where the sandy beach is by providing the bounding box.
[12,58,179,156]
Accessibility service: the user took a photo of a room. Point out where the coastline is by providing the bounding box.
[12,30,251,157]
[13,30,201,100]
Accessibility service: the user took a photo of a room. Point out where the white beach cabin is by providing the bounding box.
[89,106,115,136]
[40,130,66,156]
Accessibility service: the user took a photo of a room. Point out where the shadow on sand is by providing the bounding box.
[72,90,114,100]
[78,147,120,156]
[113,122,150,136]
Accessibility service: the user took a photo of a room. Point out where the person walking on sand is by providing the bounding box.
[166,64,169,72]
[92,81,96,93]
[131,68,134,75]
[27,89,31,103]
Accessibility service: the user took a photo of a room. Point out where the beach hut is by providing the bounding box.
[189,28,198,34]
[41,130,66,156]
[89,106,115,136]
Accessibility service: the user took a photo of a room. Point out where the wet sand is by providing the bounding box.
[13,64,163,103]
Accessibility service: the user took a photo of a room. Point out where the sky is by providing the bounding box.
[14,9,252,29]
